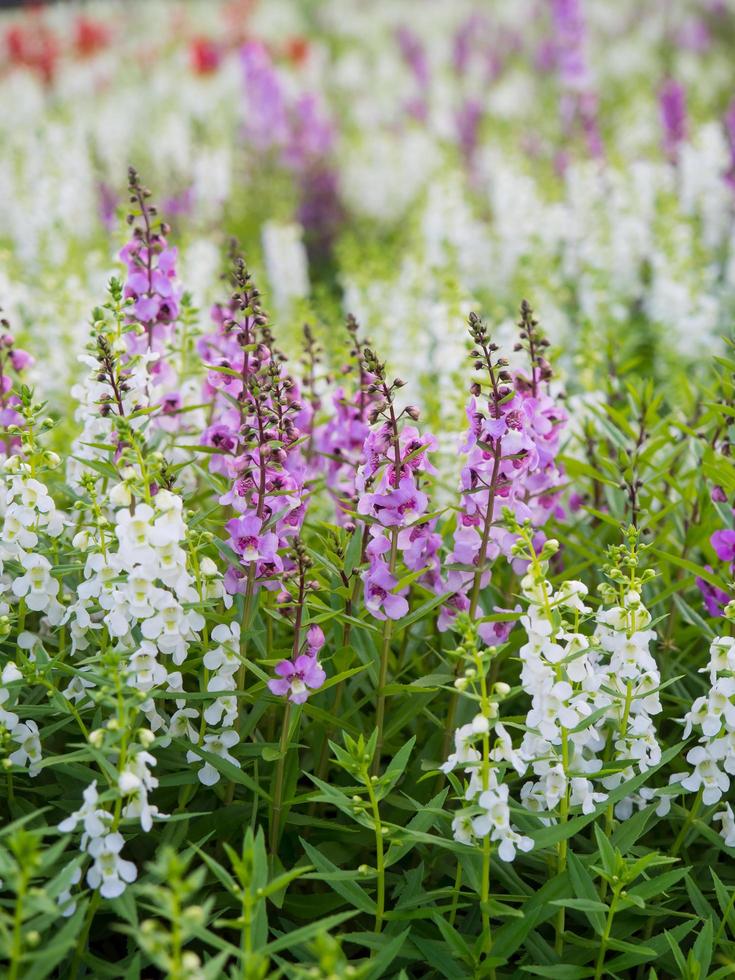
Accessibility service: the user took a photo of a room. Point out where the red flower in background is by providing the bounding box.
[5,17,59,85]
[190,37,221,75]
[74,17,111,58]
[284,36,309,66]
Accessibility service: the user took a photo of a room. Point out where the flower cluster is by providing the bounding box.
[590,539,664,819]
[67,489,206,734]
[58,728,165,903]
[121,167,182,372]
[199,257,309,597]
[240,41,342,256]
[0,455,65,625]
[1,660,42,778]
[512,534,607,822]
[549,0,603,161]
[442,622,533,862]
[673,634,735,843]
[697,519,735,619]
[315,315,381,523]
[513,527,664,823]
[441,304,567,639]
[355,346,438,621]
[0,313,33,457]
[267,539,326,706]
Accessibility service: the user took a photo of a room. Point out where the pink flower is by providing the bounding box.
[712,530,735,564]
[363,562,409,621]
[360,475,429,528]
[226,515,279,565]
[697,570,730,618]
[268,654,326,704]
[306,625,325,656]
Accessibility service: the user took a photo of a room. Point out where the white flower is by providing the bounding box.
[115,505,155,561]
[58,781,111,844]
[86,832,137,898]
[9,720,42,776]
[109,481,132,507]
[496,828,534,863]
[707,637,735,681]
[127,641,168,692]
[451,811,475,845]
[2,662,22,683]
[12,553,60,612]
[473,783,511,837]
[441,723,480,774]
[471,713,490,735]
[57,866,82,918]
[489,723,526,776]
[555,580,591,614]
[681,744,729,805]
[471,782,534,862]
[714,803,735,848]
[187,730,240,786]
[167,706,199,742]
[569,776,607,815]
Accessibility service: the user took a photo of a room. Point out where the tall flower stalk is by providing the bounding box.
[355,345,436,773]
[441,302,566,760]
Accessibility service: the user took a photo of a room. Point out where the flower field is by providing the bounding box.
[2,1,735,976]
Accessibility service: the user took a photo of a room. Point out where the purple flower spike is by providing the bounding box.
[659,79,687,162]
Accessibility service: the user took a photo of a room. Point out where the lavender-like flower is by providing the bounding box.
[441,302,567,640]
[549,0,603,160]
[240,43,343,258]
[396,25,430,122]
[199,254,308,597]
[659,78,687,163]
[724,98,735,189]
[0,311,34,457]
[121,168,182,360]
[356,348,438,621]
[240,40,290,153]
[314,315,382,523]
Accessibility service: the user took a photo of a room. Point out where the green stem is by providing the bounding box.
[8,866,27,980]
[555,727,570,956]
[670,787,703,856]
[373,527,398,775]
[481,836,492,958]
[365,771,385,934]
[449,860,462,927]
[441,449,502,765]
[477,653,496,975]
[269,700,292,857]
[69,891,101,979]
[170,888,182,977]
[241,890,253,962]
[594,892,618,980]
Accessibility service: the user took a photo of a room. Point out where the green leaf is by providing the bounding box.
[567,851,606,935]
[361,928,410,980]
[263,910,357,955]
[300,839,376,915]
[692,917,713,978]
[431,913,473,964]
[377,736,416,799]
